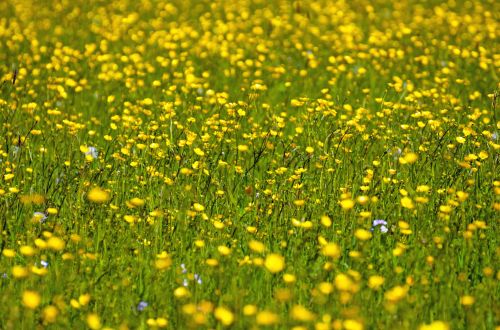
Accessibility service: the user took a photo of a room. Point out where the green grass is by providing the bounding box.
[0,0,499,329]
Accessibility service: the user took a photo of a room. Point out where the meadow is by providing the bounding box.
[0,0,499,329]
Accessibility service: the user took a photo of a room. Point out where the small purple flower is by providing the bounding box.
[194,274,202,285]
[180,264,187,274]
[137,301,148,311]
[40,260,49,268]
[183,279,189,287]
[371,219,388,233]
[372,219,387,227]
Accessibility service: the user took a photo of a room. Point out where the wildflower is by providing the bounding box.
[86,313,102,330]
[137,301,148,311]
[87,187,110,203]
[47,237,65,251]
[368,275,385,289]
[320,215,332,227]
[291,304,315,322]
[33,212,48,223]
[243,304,257,316]
[343,319,364,330]
[12,266,29,278]
[335,274,355,291]
[180,263,187,274]
[193,203,205,212]
[400,152,418,164]
[371,219,388,233]
[173,286,190,298]
[22,290,41,309]
[321,243,341,259]
[384,285,409,303]
[155,252,172,270]
[42,305,58,323]
[2,248,16,258]
[419,321,449,330]
[283,273,296,283]
[256,310,279,325]
[248,240,266,253]
[264,253,285,273]
[214,306,234,326]
[84,146,98,159]
[460,295,475,306]
[354,229,372,241]
[340,199,355,210]
[401,197,415,209]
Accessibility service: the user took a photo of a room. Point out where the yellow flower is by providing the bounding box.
[20,245,37,256]
[401,197,415,209]
[335,273,355,291]
[368,275,385,289]
[320,215,332,227]
[155,252,172,270]
[47,237,66,251]
[354,229,372,241]
[264,253,285,273]
[343,319,364,330]
[174,286,190,298]
[23,290,41,309]
[291,305,315,322]
[12,265,29,278]
[194,147,205,156]
[79,294,91,306]
[419,321,449,330]
[384,285,409,303]
[248,240,266,253]
[283,273,296,283]
[156,318,168,327]
[87,187,110,203]
[214,306,234,326]
[460,295,475,306]
[2,249,16,258]
[237,144,249,152]
[87,313,102,330]
[321,243,341,258]
[42,305,58,323]
[243,304,257,316]
[127,197,145,208]
[340,199,355,210]
[256,310,279,325]
[400,152,418,164]
[193,203,205,212]
[217,245,231,256]
[293,199,305,206]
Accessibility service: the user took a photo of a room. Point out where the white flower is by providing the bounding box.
[85,146,98,159]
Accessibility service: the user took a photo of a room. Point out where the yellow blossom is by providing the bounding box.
[22,290,41,309]
[87,187,110,203]
[355,229,372,241]
[87,313,102,330]
[214,306,234,326]
[264,253,285,273]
